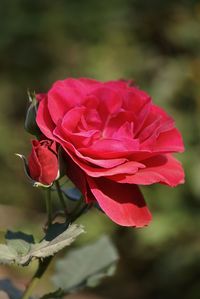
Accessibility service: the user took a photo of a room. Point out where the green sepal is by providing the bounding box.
[25,90,41,137]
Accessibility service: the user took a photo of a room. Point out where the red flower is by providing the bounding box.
[36,78,184,227]
[28,139,59,185]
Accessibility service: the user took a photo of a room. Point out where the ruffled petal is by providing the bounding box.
[79,138,140,159]
[87,177,152,227]
[92,86,123,116]
[47,79,88,124]
[152,128,184,153]
[53,125,128,168]
[109,154,185,187]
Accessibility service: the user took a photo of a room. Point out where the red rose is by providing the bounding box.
[28,139,59,185]
[36,78,184,227]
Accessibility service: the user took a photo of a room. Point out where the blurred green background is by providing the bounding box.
[0,0,200,298]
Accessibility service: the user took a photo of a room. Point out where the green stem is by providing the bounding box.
[21,188,53,299]
[21,277,39,299]
[45,188,52,227]
[55,180,69,217]
[21,257,52,299]
[70,201,90,223]
[21,186,90,299]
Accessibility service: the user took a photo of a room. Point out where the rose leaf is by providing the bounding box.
[0,224,84,266]
[52,235,119,293]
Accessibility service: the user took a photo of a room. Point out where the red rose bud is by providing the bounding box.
[28,140,59,185]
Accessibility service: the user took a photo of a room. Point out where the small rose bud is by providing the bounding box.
[28,140,59,185]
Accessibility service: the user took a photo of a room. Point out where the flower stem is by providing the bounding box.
[21,276,39,299]
[21,189,53,299]
[21,184,88,298]
[70,200,91,223]
[21,257,52,299]
[55,180,69,217]
[45,188,52,227]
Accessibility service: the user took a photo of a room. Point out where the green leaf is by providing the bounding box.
[39,288,64,299]
[0,244,18,264]
[86,263,117,287]
[5,231,35,243]
[30,224,84,260]
[52,235,119,293]
[0,224,84,266]
[5,231,34,256]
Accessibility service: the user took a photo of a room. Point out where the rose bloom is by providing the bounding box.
[28,139,59,185]
[36,78,184,227]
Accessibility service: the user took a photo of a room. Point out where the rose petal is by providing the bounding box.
[66,159,145,178]
[28,141,41,180]
[47,79,88,124]
[78,78,100,87]
[87,177,152,227]
[53,125,128,168]
[110,154,185,187]
[92,86,123,117]
[124,88,152,136]
[79,138,140,159]
[64,154,94,203]
[54,127,144,177]
[36,97,55,139]
[152,128,184,153]
[103,111,134,138]
[61,107,86,132]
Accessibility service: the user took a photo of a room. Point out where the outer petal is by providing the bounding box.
[28,141,41,181]
[139,104,184,153]
[38,149,58,185]
[71,160,145,177]
[87,177,152,227]
[36,97,55,139]
[64,154,94,203]
[78,77,101,87]
[47,79,87,124]
[152,128,184,153]
[47,78,101,124]
[109,154,185,187]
